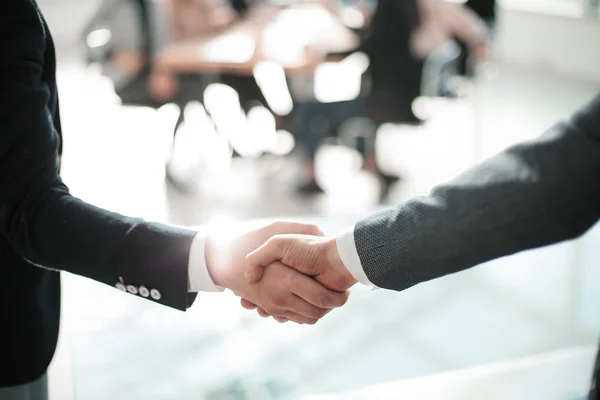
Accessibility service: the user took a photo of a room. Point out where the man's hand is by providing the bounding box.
[244,234,358,292]
[205,222,349,324]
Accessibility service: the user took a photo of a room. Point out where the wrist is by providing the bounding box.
[205,233,228,289]
[325,237,357,288]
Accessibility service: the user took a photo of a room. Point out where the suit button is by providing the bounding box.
[139,286,150,298]
[127,285,138,295]
[150,289,161,300]
[116,282,127,292]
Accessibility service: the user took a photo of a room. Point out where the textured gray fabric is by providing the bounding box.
[0,373,47,400]
[355,93,600,291]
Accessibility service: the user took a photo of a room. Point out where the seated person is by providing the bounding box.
[82,0,152,100]
[412,0,493,75]
[168,0,239,41]
[83,0,249,104]
[295,0,491,197]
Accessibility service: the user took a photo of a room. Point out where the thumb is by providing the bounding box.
[245,236,290,283]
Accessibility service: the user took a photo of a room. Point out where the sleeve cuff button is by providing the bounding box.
[150,289,161,300]
[139,286,150,297]
[126,285,138,295]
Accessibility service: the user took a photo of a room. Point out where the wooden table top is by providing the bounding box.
[155,3,359,76]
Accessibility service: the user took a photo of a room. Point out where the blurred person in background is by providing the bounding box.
[244,93,600,399]
[412,0,495,76]
[168,0,238,41]
[82,0,158,100]
[295,0,491,197]
[0,2,349,399]
[83,0,265,106]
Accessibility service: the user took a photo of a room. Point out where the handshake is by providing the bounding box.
[204,221,358,325]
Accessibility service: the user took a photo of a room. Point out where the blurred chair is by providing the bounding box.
[420,39,462,99]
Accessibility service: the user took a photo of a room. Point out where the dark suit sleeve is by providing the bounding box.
[355,93,600,290]
[0,0,196,311]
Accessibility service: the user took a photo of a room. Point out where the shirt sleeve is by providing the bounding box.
[336,225,379,288]
[188,227,224,292]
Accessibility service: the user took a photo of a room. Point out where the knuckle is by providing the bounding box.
[268,236,285,251]
[263,305,279,316]
[283,245,311,271]
[280,312,296,322]
[316,294,333,308]
[313,308,328,319]
[271,294,288,308]
[284,269,297,288]
[322,270,353,292]
[306,224,320,234]
[245,251,256,263]
[337,292,350,306]
[332,275,351,291]
[326,287,349,307]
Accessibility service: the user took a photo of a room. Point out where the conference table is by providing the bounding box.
[155,3,360,77]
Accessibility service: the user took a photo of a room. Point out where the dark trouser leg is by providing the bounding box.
[0,373,48,400]
[589,347,600,399]
[293,102,332,162]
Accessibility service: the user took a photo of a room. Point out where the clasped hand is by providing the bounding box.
[205,221,355,325]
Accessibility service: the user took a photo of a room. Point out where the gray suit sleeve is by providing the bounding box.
[355,93,600,291]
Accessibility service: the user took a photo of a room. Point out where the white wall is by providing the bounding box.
[38,0,99,59]
[494,5,600,82]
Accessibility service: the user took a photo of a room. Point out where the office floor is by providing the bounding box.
[44,50,600,399]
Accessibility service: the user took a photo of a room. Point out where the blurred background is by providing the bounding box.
[36,0,600,398]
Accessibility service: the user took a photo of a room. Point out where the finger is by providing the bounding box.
[282,293,330,320]
[273,316,288,323]
[240,298,257,310]
[290,273,350,309]
[271,221,324,236]
[245,236,291,283]
[272,309,318,325]
[266,286,330,320]
[256,307,313,325]
[257,307,271,318]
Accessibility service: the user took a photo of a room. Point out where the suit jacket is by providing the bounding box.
[0,0,196,387]
[354,93,600,397]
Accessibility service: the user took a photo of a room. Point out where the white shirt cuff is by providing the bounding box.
[335,225,378,288]
[188,227,224,292]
